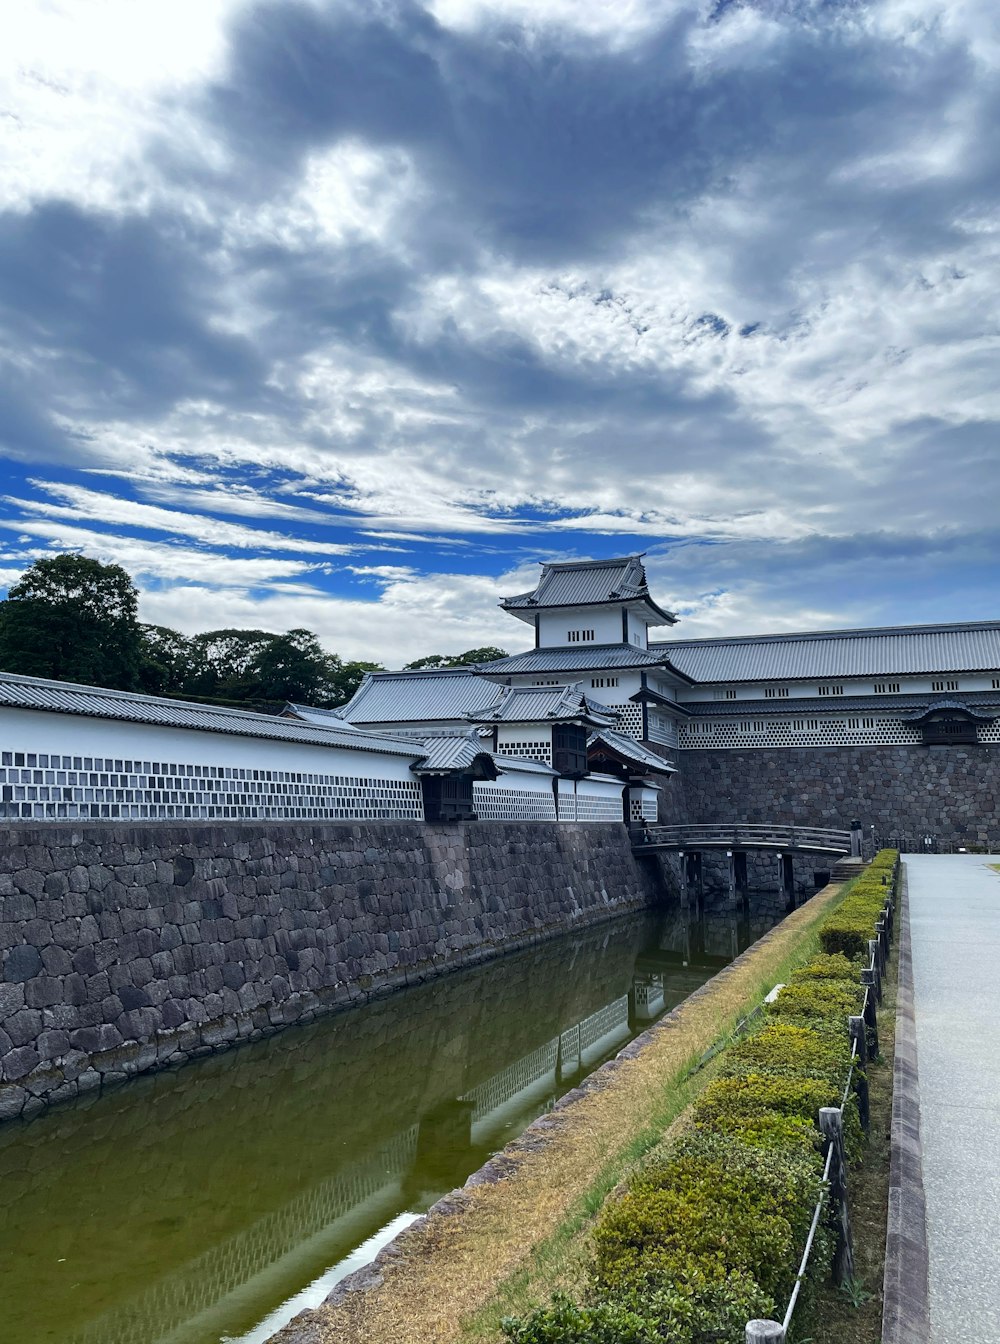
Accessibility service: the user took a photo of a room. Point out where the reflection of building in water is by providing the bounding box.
[629,973,666,1022]
[8,912,776,1344]
[457,996,633,1144]
[68,1128,419,1344]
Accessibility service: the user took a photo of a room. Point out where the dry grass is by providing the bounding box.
[283,882,854,1344]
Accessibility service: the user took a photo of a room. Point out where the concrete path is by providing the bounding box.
[906,854,1000,1343]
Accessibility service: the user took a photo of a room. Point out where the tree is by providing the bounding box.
[447,646,508,666]
[0,554,144,689]
[328,658,383,705]
[404,646,508,670]
[252,628,337,703]
[137,624,200,695]
[187,629,278,700]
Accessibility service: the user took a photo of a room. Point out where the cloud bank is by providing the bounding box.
[1,0,998,665]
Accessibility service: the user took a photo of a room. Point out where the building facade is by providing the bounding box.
[333,555,1000,846]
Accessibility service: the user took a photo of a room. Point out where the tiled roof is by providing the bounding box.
[898,698,996,723]
[681,690,1000,717]
[0,672,424,758]
[501,555,676,624]
[477,644,681,674]
[285,703,352,727]
[588,729,677,774]
[336,667,501,724]
[412,733,499,773]
[469,684,619,726]
[658,621,1000,683]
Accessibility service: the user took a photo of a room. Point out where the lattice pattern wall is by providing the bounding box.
[603,702,644,741]
[557,792,623,822]
[0,752,424,823]
[677,717,924,750]
[629,791,659,822]
[496,739,553,764]
[647,712,678,748]
[473,781,557,821]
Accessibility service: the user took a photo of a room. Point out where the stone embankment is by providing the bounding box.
[0,820,671,1121]
[682,744,1000,844]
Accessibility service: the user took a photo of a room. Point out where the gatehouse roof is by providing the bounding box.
[333,667,501,724]
[658,621,1000,683]
[468,684,619,728]
[500,555,677,626]
[476,644,695,680]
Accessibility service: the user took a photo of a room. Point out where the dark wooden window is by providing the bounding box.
[552,724,588,776]
[421,774,477,821]
[920,715,978,746]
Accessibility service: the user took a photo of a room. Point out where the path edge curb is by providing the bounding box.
[882,864,931,1344]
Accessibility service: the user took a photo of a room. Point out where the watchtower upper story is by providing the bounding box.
[499,555,677,651]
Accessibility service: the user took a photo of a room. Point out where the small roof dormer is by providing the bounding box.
[500,555,677,628]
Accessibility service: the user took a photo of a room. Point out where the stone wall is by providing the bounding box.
[680,744,1000,844]
[0,820,664,1122]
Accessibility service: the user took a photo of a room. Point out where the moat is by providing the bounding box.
[0,888,795,1344]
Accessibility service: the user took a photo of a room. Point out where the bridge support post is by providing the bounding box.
[683,851,703,909]
[779,853,796,911]
[730,850,749,904]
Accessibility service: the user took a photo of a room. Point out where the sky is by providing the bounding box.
[1,0,999,666]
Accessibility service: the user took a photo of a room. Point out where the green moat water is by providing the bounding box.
[0,890,793,1344]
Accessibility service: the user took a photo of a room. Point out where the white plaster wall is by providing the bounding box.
[0,706,420,781]
[537,606,625,648]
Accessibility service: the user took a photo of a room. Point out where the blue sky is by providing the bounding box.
[1,0,998,664]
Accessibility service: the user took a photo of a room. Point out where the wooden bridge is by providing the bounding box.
[632,823,855,857]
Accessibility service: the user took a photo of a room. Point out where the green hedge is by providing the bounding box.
[502,851,898,1344]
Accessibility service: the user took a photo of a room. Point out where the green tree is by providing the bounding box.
[253,628,336,703]
[327,658,383,705]
[187,628,277,699]
[137,624,201,695]
[0,554,144,689]
[405,646,508,670]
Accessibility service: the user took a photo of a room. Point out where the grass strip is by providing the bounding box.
[281,878,862,1344]
[495,859,896,1344]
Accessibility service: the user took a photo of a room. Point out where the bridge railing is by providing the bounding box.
[635,823,853,854]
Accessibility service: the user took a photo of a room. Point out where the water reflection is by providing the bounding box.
[0,889,792,1344]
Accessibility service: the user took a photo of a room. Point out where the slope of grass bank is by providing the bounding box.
[281,880,862,1344]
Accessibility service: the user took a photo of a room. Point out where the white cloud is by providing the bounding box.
[139,561,541,663]
[7,481,361,556]
[0,0,246,212]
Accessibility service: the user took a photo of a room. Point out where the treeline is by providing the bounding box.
[0,555,506,711]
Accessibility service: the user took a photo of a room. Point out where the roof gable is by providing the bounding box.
[469,683,619,727]
[501,555,676,625]
[337,667,501,724]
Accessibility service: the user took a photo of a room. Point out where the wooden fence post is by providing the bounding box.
[848,1014,870,1134]
[746,1321,785,1343]
[868,939,883,1002]
[860,969,880,1057]
[877,914,889,964]
[819,1106,855,1287]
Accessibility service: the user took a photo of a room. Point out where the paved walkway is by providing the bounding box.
[906,854,1000,1343]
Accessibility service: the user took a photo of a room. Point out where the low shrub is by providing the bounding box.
[767,978,863,1027]
[789,952,859,983]
[502,1274,774,1344]
[720,1022,852,1086]
[592,1132,821,1303]
[502,852,896,1344]
[691,1072,861,1161]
